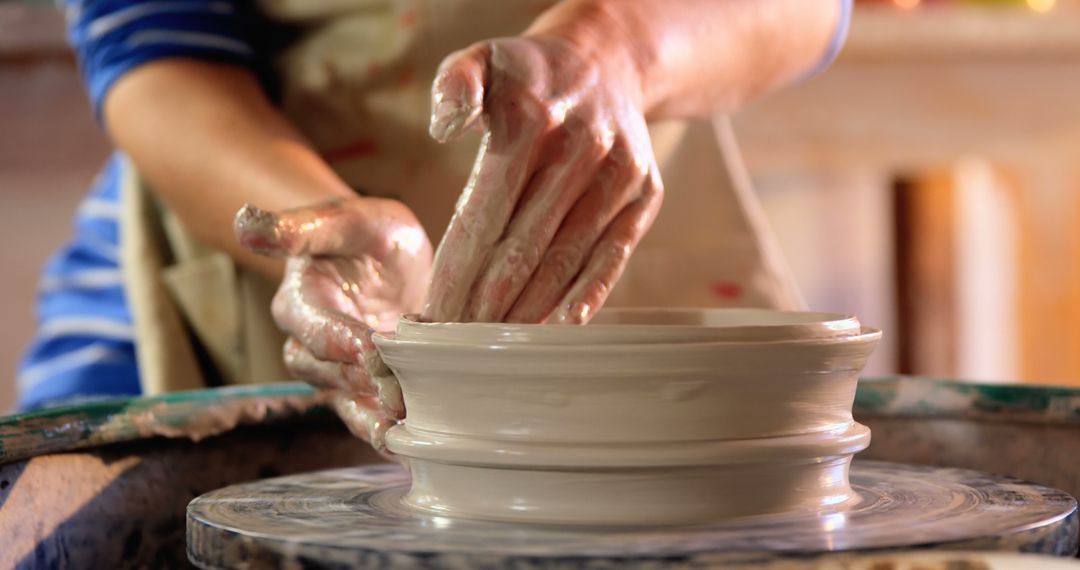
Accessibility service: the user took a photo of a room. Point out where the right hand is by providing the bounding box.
[421,34,663,325]
[234,197,433,451]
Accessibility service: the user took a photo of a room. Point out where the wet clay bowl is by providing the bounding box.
[394,308,862,345]
[373,309,881,526]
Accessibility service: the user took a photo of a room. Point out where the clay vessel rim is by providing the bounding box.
[374,326,882,352]
[401,307,855,325]
[397,308,859,335]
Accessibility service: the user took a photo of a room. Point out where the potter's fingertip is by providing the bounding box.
[428,116,456,144]
[369,418,394,451]
[372,373,404,418]
[429,121,449,145]
[234,203,272,230]
[360,340,391,376]
[553,301,592,325]
[234,203,285,255]
[382,402,406,421]
[429,101,477,143]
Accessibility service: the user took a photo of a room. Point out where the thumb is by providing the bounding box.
[429,42,490,144]
[234,200,347,257]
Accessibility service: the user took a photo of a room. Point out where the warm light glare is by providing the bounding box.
[893,0,920,10]
[1027,0,1056,13]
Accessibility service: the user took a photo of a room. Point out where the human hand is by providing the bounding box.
[235,198,432,450]
[422,31,663,324]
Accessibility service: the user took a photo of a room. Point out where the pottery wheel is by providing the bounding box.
[187,461,1078,569]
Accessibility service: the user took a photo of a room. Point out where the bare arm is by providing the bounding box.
[103,59,355,278]
[106,60,432,450]
[529,0,844,120]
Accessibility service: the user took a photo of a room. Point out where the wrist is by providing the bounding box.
[524,0,658,114]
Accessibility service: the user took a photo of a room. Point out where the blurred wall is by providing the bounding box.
[735,4,1080,385]
[0,5,110,412]
[754,170,897,377]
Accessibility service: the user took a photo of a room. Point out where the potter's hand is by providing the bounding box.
[422,33,663,324]
[235,198,433,451]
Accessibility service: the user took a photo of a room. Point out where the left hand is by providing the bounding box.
[235,197,432,451]
[421,30,664,324]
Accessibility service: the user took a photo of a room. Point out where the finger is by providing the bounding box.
[350,326,405,418]
[272,257,373,363]
[234,200,352,258]
[430,43,490,143]
[285,336,405,419]
[505,141,647,323]
[424,41,559,322]
[551,168,664,325]
[282,337,375,394]
[331,392,396,452]
[274,259,402,417]
[421,122,544,322]
[462,126,611,322]
[284,311,405,418]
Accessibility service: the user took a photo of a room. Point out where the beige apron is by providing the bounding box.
[120,0,803,395]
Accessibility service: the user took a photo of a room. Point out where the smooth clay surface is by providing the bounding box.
[373,308,881,526]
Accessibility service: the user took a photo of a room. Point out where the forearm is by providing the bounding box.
[527,0,843,120]
[103,59,355,278]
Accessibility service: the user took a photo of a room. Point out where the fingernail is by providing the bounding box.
[429,100,472,143]
[234,204,282,255]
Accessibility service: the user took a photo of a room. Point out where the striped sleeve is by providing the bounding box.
[62,0,259,115]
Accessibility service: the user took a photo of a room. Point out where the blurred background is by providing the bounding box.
[2,0,1079,411]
